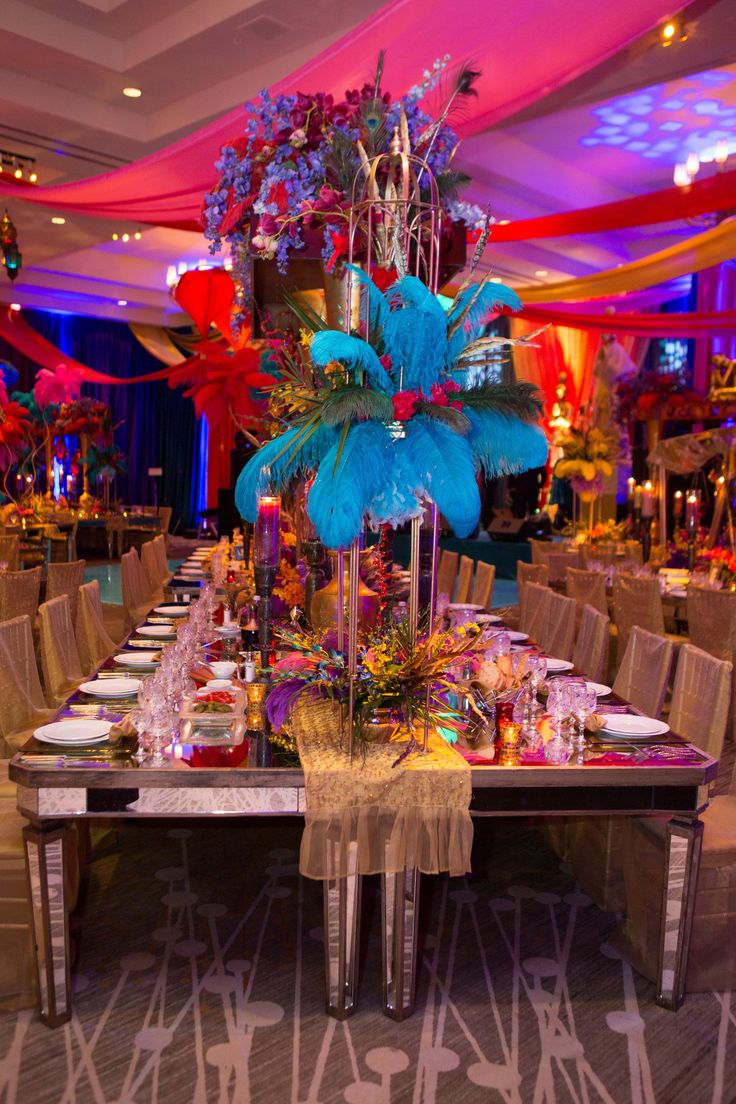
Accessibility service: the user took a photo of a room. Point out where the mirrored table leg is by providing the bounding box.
[323,840,361,1018]
[23,821,72,1027]
[656,816,703,1011]
[382,861,420,1020]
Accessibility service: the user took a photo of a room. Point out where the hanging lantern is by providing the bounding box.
[0,210,22,281]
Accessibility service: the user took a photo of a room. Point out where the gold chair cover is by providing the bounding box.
[612,625,674,718]
[612,574,665,663]
[158,506,172,536]
[565,567,608,617]
[0,616,52,756]
[140,541,165,599]
[530,539,551,566]
[436,550,459,603]
[572,604,610,682]
[153,535,171,585]
[38,595,84,705]
[455,555,474,604]
[75,580,117,676]
[121,549,152,627]
[687,586,736,739]
[624,540,644,566]
[546,551,580,582]
[668,643,732,759]
[293,699,472,880]
[46,559,86,623]
[539,590,577,660]
[0,567,42,625]
[105,517,127,559]
[0,536,20,571]
[519,581,549,640]
[518,562,549,629]
[470,561,495,608]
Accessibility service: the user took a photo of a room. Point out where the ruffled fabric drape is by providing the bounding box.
[520,306,736,337]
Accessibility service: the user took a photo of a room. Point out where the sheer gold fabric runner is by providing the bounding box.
[292,699,472,881]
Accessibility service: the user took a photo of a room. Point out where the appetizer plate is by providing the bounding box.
[507,631,529,643]
[114,651,160,670]
[586,682,612,697]
[599,714,670,740]
[34,719,112,746]
[79,678,141,698]
[544,657,575,673]
[137,624,177,639]
[153,605,189,617]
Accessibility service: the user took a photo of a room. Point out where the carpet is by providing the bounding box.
[0,818,733,1104]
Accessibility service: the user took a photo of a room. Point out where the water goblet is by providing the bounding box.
[571,683,598,753]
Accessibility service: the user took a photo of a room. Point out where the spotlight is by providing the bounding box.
[661,20,677,44]
[121,233,129,242]
[534,269,548,278]
[10,303,20,311]
[13,167,22,179]
[51,216,66,225]
[134,231,142,240]
[117,299,128,306]
[123,87,142,98]
[29,172,37,184]
[112,233,119,241]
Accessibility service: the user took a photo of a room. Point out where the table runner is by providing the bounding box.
[292,699,472,880]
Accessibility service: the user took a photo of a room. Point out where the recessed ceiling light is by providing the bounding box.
[112,233,119,241]
[13,168,22,179]
[134,231,142,240]
[534,269,549,277]
[497,219,510,226]
[51,216,66,225]
[121,233,130,242]
[123,87,142,98]
[490,276,503,283]
[29,172,37,183]
[117,299,128,306]
[10,303,20,311]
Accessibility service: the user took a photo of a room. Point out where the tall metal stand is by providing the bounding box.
[254,563,277,667]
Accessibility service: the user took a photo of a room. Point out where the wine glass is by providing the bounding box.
[571,683,598,752]
[544,679,574,764]
[526,654,547,726]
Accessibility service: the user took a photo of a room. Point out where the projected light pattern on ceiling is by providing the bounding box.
[581,68,736,163]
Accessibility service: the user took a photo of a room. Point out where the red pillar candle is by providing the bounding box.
[254,494,281,567]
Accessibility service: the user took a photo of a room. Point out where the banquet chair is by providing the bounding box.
[518,561,549,628]
[624,540,644,566]
[546,550,581,582]
[121,549,154,628]
[537,590,576,660]
[470,561,495,609]
[0,535,20,572]
[571,604,610,683]
[530,539,552,566]
[567,627,679,912]
[0,615,54,756]
[38,595,85,705]
[140,541,165,602]
[0,567,42,625]
[565,567,608,618]
[105,517,127,559]
[153,534,171,585]
[46,559,86,623]
[75,580,117,676]
[617,645,733,992]
[455,556,474,604]
[519,581,549,640]
[436,550,459,603]
[612,574,665,664]
[157,506,173,538]
[687,585,736,739]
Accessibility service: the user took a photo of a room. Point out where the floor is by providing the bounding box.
[0,819,732,1104]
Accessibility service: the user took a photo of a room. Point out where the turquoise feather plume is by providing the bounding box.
[404,415,480,538]
[383,276,448,394]
[310,331,393,394]
[465,408,549,478]
[235,424,338,522]
[367,435,424,528]
[307,420,392,548]
[445,281,523,365]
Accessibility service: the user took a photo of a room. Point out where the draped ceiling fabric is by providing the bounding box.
[128,324,187,367]
[513,219,736,303]
[519,306,736,337]
[0,0,687,228]
[510,317,601,420]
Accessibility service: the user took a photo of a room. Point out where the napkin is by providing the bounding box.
[107,714,137,742]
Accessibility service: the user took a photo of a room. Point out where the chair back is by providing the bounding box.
[158,506,173,536]
[687,586,736,663]
[38,595,84,705]
[624,540,644,566]
[520,581,550,641]
[518,561,548,626]
[75,580,117,676]
[0,535,20,572]
[572,604,610,682]
[141,541,163,594]
[530,539,551,566]
[436,550,459,603]
[0,615,49,754]
[153,535,170,583]
[455,556,474,604]
[546,551,581,582]
[538,590,577,660]
[565,567,608,617]
[669,643,731,759]
[471,561,495,608]
[0,567,42,624]
[121,549,150,625]
[613,626,674,718]
[46,559,86,623]
[612,573,664,662]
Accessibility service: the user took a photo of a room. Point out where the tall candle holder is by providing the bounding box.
[641,480,655,563]
[254,494,281,666]
[686,492,699,572]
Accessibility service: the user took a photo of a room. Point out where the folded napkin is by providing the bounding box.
[107,714,137,743]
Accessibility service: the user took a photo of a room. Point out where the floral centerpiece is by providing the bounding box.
[53,397,111,440]
[552,427,616,502]
[699,546,736,588]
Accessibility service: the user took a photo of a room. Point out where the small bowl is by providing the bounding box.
[209,661,237,679]
[206,678,233,690]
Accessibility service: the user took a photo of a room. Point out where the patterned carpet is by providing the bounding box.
[1,818,734,1104]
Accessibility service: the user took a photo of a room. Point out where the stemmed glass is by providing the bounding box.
[525,654,547,730]
[545,679,573,764]
[570,683,598,756]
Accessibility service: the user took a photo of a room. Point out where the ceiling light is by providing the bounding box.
[121,233,129,242]
[497,219,510,226]
[10,303,20,311]
[165,264,178,288]
[490,276,503,283]
[134,231,141,240]
[117,299,128,306]
[112,233,119,241]
[534,269,548,278]
[13,168,22,179]
[661,21,677,44]
[123,87,142,98]
[29,172,37,183]
[673,163,691,188]
[51,216,66,225]
[715,139,730,167]
[685,151,700,177]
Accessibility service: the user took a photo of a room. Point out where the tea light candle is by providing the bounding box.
[641,481,655,519]
[685,493,698,532]
[673,490,683,519]
[254,494,281,567]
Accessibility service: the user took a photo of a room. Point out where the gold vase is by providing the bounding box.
[310,550,380,631]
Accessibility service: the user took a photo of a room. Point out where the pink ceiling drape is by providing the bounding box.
[0,0,686,228]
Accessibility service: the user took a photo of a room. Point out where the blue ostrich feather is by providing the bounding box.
[367,435,425,529]
[404,415,480,538]
[445,281,523,364]
[310,331,393,394]
[234,423,338,522]
[383,276,448,394]
[308,420,391,548]
[465,408,549,478]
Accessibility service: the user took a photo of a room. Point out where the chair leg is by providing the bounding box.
[655,816,704,1010]
[323,840,361,1019]
[23,821,72,1027]
[381,862,420,1020]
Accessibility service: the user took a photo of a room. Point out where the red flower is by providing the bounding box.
[430,383,449,407]
[392,390,419,421]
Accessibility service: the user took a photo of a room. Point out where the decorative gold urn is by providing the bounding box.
[310,550,380,631]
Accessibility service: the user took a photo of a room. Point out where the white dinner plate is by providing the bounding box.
[447,602,484,612]
[586,682,612,697]
[507,631,529,643]
[34,719,112,745]
[137,625,177,639]
[80,678,141,697]
[477,613,503,624]
[544,657,575,673]
[153,605,189,617]
[114,651,160,668]
[511,643,533,653]
[599,714,670,739]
